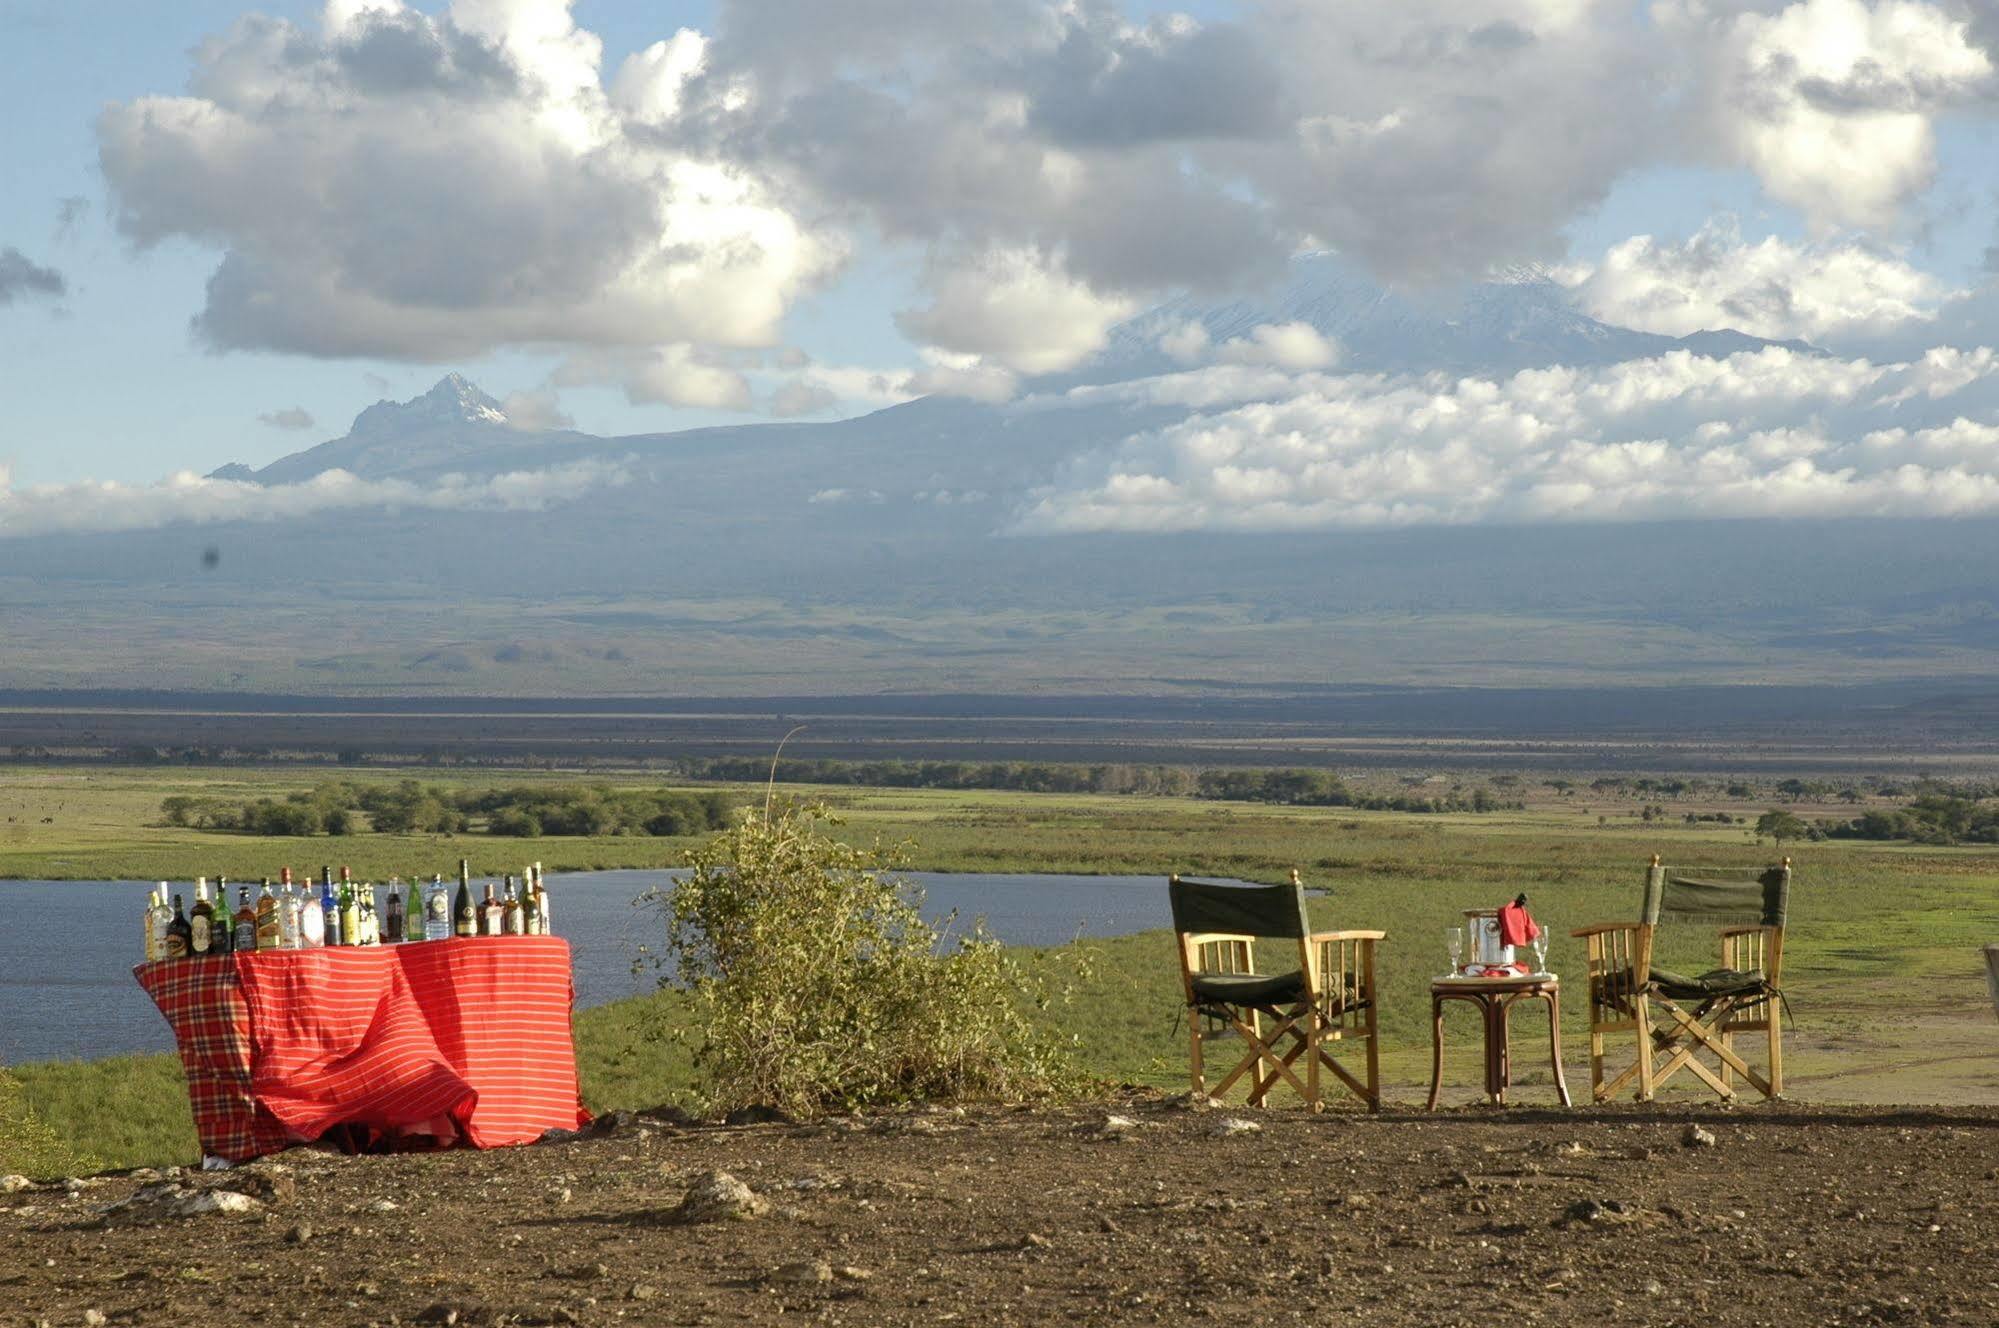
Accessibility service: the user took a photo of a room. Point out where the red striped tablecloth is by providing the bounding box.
[135,938,591,1162]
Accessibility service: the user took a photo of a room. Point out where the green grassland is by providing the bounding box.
[5,765,1999,1176]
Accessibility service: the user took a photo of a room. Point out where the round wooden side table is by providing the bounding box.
[1427,974,1572,1109]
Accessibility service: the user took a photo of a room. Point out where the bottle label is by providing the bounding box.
[429,893,450,920]
[235,919,258,951]
[190,916,211,953]
[166,933,188,959]
[301,907,325,946]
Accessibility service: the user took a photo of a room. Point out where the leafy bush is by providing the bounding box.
[645,801,1085,1117]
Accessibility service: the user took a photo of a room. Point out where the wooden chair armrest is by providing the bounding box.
[1183,931,1256,947]
[1717,924,1776,938]
[1310,930,1385,943]
[1571,922,1639,938]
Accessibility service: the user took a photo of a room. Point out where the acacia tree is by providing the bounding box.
[1756,809,1809,847]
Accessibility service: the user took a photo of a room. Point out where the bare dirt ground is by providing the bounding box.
[7,1094,1999,1328]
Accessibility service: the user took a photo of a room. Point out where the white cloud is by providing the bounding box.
[1215,321,1340,370]
[98,1,838,361]
[1565,217,1945,343]
[499,387,573,431]
[257,407,316,431]
[1016,344,1999,532]
[896,248,1136,376]
[1667,0,1993,231]
[556,344,752,409]
[0,457,630,539]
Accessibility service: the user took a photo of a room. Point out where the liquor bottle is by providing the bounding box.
[384,879,405,944]
[189,878,215,956]
[479,880,503,936]
[454,861,477,938]
[142,886,156,961]
[321,866,342,947]
[233,884,258,953]
[213,876,233,955]
[424,873,449,941]
[166,895,192,959]
[146,884,169,961]
[256,878,281,950]
[278,868,301,949]
[404,873,425,942]
[340,868,361,947]
[502,876,524,935]
[533,863,552,936]
[523,875,542,936]
[361,883,380,945]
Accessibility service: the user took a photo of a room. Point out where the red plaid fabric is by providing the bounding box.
[136,938,590,1162]
[133,955,289,1162]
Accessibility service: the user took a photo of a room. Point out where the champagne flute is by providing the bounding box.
[1531,927,1549,974]
[1446,927,1465,975]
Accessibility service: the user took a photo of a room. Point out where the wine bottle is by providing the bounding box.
[321,866,342,947]
[404,873,425,943]
[384,879,405,944]
[146,884,169,961]
[189,878,215,956]
[233,884,258,953]
[523,875,542,936]
[166,895,192,959]
[454,862,476,938]
[360,883,379,945]
[213,876,233,955]
[424,874,449,941]
[339,867,361,947]
[536,863,553,936]
[256,878,280,950]
[502,876,524,935]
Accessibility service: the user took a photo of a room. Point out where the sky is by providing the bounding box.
[5,0,1999,530]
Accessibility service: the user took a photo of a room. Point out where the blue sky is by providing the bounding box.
[4,0,1998,495]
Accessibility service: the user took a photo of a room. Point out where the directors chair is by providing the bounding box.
[1574,856,1791,1102]
[1168,871,1383,1111]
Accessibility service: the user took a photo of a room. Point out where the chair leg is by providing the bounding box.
[1719,1023,1735,1093]
[1588,1019,1605,1101]
[1189,1009,1205,1098]
[1768,1010,1784,1099]
[1634,992,1656,1102]
[1363,994,1381,1114]
[1306,1009,1323,1113]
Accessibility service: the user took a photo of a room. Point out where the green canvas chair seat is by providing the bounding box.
[1189,967,1366,1010]
[1646,966,1770,1003]
[1189,968,1307,1007]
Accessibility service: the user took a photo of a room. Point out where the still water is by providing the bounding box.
[0,871,1174,1064]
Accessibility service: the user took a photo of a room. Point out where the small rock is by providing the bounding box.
[1165,1091,1225,1112]
[84,1312,107,1328]
[768,1260,833,1285]
[670,1170,767,1224]
[1098,1215,1123,1235]
[284,1223,313,1244]
[1020,1232,1050,1249]
[1643,1279,1665,1296]
[552,1188,572,1206]
[415,1302,488,1326]
[1342,1193,1372,1210]
[551,1311,580,1326]
[588,1109,636,1136]
[723,1104,794,1126]
[1683,1124,1717,1149]
[0,1175,31,1194]
[1557,1198,1652,1229]
[627,1283,657,1302]
[833,1265,872,1282]
[563,1262,609,1281]
[368,1199,399,1213]
[235,1171,296,1204]
[1207,1117,1262,1139]
[1094,1114,1142,1136]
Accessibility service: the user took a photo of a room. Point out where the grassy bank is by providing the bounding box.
[6,765,1999,1175]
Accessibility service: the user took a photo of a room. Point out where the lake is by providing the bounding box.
[0,871,1176,1064]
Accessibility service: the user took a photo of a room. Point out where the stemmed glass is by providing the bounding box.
[1446,927,1465,976]
[1531,927,1550,974]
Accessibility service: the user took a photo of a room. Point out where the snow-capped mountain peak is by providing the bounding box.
[351,373,508,436]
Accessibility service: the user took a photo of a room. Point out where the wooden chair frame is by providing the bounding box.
[1171,873,1384,1112]
[1574,858,1788,1103]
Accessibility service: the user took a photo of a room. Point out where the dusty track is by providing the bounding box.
[8,1095,1998,1327]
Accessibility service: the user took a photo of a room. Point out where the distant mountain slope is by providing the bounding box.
[1085,252,1815,381]
[213,374,580,484]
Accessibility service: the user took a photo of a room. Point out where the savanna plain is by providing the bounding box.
[4,762,1998,1326]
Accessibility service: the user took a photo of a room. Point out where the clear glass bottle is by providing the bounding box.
[425,873,451,941]
[502,876,524,935]
[190,878,215,956]
[321,866,342,947]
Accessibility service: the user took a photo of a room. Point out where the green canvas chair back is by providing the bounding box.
[1167,876,1310,939]
[1641,860,1790,928]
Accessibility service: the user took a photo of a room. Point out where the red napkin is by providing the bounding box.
[1497,899,1541,947]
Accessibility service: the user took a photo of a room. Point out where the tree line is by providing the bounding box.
[161,780,737,839]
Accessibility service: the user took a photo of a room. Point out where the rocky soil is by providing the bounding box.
[5,1096,1998,1327]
